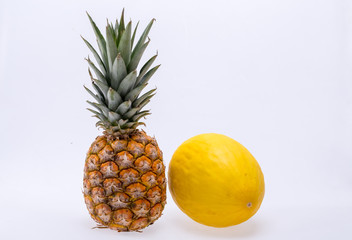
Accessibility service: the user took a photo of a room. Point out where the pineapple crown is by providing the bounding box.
[82,10,159,135]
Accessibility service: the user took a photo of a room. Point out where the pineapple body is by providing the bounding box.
[83,130,166,231]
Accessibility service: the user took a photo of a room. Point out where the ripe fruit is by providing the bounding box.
[168,133,264,227]
[82,11,166,232]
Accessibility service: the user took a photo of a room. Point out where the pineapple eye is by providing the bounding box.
[247,202,252,208]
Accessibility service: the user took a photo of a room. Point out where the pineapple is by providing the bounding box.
[82,10,166,232]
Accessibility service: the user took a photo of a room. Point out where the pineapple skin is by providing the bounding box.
[83,130,166,231]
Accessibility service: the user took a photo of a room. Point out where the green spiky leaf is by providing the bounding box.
[87,108,101,116]
[117,9,125,45]
[107,88,122,111]
[108,111,121,122]
[116,100,131,115]
[125,83,147,102]
[84,85,105,105]
[91,81,105,102]
[137,98,150,109]
[111,54,127,90]
[114,19,119,36]
[118,119,128,126]
[86,12,108,69]
[128,39,150,72]
[86,57,106,84]
[132,110,150,122]
[81,36,106,75]
[136,65,160,87]
[133,89,156,107]
[106,25,118,71]
[117,21,132,65]
[91,78,109,99]
[87,101,109,116]
[132,19,155,59]
[117,70,137,96]
[123,107,140,119]
[131,21,139,48]
[137,54,157,83]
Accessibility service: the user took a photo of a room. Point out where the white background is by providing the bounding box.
[0,0,351,239]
